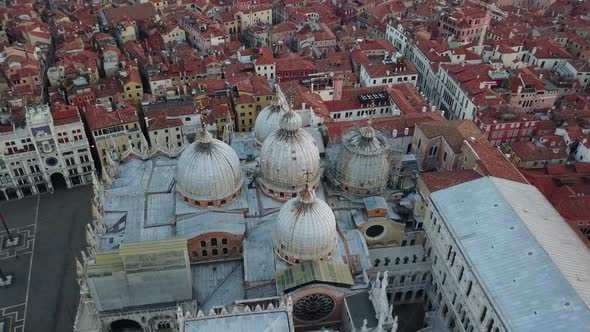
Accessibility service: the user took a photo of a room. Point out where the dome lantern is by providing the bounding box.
[254,85,288,147]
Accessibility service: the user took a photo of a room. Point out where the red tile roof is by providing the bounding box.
[509,142,568,162]
[51,104,81,126]
[325,112,443,141]
[85,105,139,131]
[420,169,482,193]
[148,115,183,131]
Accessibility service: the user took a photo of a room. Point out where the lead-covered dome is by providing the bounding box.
[329,125,390,196]
[255,88,288,147]
[273,186,338,263]
[176,128,243,207]
[259,109,320,201]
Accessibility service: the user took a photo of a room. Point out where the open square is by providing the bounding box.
[0,185,91,332]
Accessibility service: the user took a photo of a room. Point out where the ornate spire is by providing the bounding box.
[271,83,281,107]
[278,106,302,133]
[361,102,376,140]
[199,113,213,144]
[299,169,316,204]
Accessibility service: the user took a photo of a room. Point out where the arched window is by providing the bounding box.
[211,238,218,246]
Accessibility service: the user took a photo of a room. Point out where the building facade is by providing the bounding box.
[0,104,94,200]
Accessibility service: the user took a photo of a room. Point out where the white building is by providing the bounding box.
[146,115,186,157]
[253,47,276,80]
[523,41,571,70]
[554,60,590,89]
[385,24,409,56]
[0,104,94,200]
[422,176,590,331]
[359,61,418,88]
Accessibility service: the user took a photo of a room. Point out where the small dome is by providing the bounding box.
[254,92,287,146]
[329,126,390,196]
[176,129,243,207]
[259,109,320,200]
[273,186,338,263]
[279,109,302,132]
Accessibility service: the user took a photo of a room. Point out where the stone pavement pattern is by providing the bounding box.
[0,186,91,332]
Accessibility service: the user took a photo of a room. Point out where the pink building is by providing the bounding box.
[473,106,539,147]
[437,7,487,43]
[499,68,558,112]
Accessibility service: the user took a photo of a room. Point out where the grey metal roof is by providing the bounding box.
[177,213,245,238]
[341,229,371,272]
[431,177,590,331]
[344,292,378,330]
[490,177,590,307]
[191,261,245,311]
[363,196,388,211]
[184,311,291,331]
[146,193,175,226]
[243,218,277,283]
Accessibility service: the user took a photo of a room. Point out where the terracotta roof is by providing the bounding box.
[509,142,568,162]
[85,105,139,131]
[420,170,482,193]
[388,83,427,115]
[148,115,183,131]
[102,3,157,23]
[417,120,482,153]
[51,104,81,126]
[249,75,273,95]
[275,56,316,72]
[325,112,443,141]
[468,139,527,184]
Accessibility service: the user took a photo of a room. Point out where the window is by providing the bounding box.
[222,238,228,245]
[200,241,206,247]
[211,238,217,246]
[223,247,228,255]
[212,248,218,256]
[201,250,208,256]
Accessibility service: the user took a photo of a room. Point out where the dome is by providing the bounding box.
[273,186,338,263]
[176,129,243,207]
[329,125,391,196]
[259,109,320,201]
[254,90,288,146]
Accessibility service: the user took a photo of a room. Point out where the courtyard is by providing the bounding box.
[0,185,91,332]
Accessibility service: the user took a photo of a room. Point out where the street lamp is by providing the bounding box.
[0,213,13,242]
[0,267,13,287]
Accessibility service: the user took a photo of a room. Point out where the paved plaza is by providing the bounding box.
[0,185,91,332]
